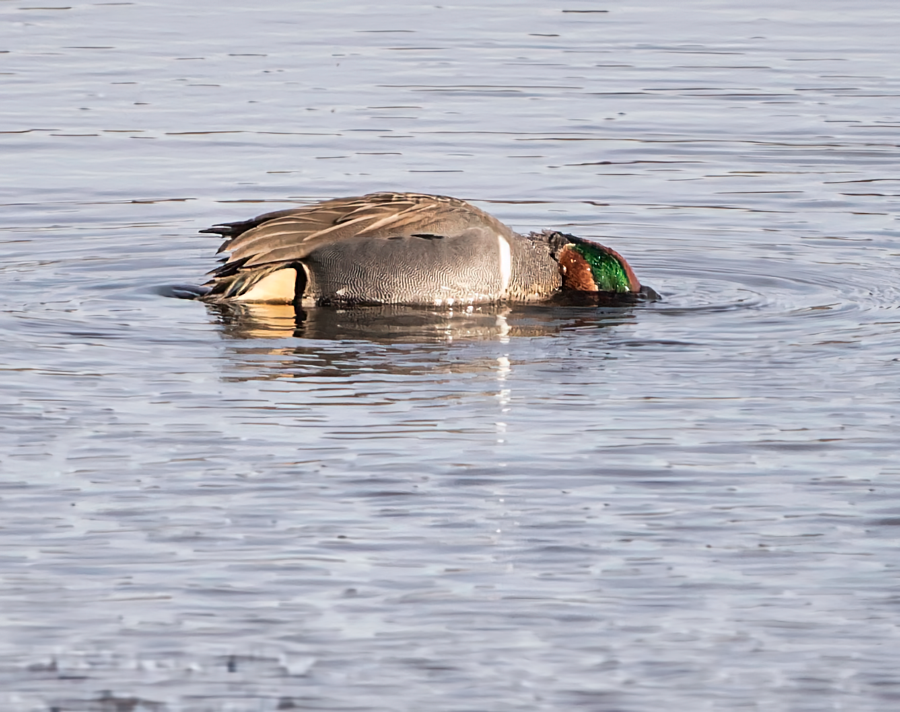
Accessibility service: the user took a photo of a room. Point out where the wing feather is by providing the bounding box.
[201,192,513,300]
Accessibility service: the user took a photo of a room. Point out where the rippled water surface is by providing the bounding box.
[3,1,900,710]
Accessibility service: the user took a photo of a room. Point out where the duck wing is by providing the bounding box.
[205,192,507,268]
[201,192,515,303]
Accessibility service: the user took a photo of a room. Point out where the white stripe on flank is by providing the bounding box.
[497,234,512,295]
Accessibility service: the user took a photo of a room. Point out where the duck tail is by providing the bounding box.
[201,260,294,302]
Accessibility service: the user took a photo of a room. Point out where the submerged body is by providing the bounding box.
[200,192,645,306]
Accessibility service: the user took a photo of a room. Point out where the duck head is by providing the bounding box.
[543,231,654,300]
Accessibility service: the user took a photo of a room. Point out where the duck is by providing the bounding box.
[199,191,650,306]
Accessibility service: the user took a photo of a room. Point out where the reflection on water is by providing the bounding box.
[206,301,645,343]
[205,301,648,384]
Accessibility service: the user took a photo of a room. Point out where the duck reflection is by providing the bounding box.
[206,295,649,343]
[203,298,652,381]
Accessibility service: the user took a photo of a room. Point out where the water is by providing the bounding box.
[3,1,900,709]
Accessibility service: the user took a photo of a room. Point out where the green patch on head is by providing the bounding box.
[569,242,633,293]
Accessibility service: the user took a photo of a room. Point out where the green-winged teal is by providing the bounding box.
[200,192,648,306]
